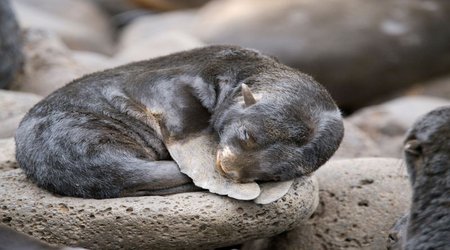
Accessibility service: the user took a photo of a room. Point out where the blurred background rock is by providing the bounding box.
[3,0,449,113]
[1,0,449,249]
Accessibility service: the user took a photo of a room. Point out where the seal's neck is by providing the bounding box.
[406,166,450,249]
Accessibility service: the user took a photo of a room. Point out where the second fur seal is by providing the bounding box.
[15,45,344,198]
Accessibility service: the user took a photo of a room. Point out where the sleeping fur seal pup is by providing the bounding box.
[15,45,344,198]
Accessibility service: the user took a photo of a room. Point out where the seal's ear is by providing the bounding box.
[242,84,257,107]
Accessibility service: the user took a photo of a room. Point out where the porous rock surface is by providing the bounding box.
[242,158,411,250]
[0,169,318,249]
[0,138,17,171]
[348,96,450,157]
[0,90,42,138]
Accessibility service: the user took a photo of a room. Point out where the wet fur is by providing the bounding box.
[15,45,343,198]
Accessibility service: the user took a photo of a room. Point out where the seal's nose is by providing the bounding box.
[216,149,240,181]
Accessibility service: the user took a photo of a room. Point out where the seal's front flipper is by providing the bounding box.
[166,134,262,200]
[167,133,295,203]
[119,160,198,197]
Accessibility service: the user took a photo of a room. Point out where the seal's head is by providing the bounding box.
[403,106,450,186]
[215,82,343,183]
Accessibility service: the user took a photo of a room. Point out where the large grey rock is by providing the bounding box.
[332,121,382,159]
[190,0,450,111]
[10,29,90,96]
[0,138,16,172]
[0,0,23,89]
[0,90,42,138]
[11,0,113,55]
[348,96,450,157]
[0,169,318,249]
[243,158,411,250]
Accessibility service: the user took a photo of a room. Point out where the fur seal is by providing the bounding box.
[0,0,23,89]
[388,106,450,249]
[15,45,344,198]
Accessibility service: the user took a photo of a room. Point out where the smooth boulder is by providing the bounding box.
[348,96,450,157]
[0,90,42,138]
[243,158,411,250]
[332,121,382,159]
[0,169,318,249]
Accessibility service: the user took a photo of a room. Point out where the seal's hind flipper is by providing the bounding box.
[120,160,197,197]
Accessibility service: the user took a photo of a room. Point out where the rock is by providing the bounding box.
[242,158,411,250]
[92,0,139,16]
[332,121,382,159]
[115,11,207,61]
[189,0,450,111]
[0,138,17,172]
[0,169,318,249]
[116,11,203,62]
[130,0,212,11]
[10,29,90,96]
[11,0,113,55]
[0,0,23,89]
[117,11,196,47]
[72,51,118,73]
[115,31,204,63]
[0,90,42,138]
[403,74,450,100]
[348,96,450,157]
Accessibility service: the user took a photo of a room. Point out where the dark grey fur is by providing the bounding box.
[0,0,23,89]
[388,106,450,250]
[15,45,343,198]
